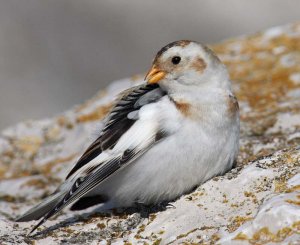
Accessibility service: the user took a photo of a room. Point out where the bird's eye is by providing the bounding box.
[171,56,181,65]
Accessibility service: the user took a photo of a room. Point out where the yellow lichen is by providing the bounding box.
[152,239,162,245]
[228,216,253,232]
[234,221,300,244]
[44,125,61,141]
[222,194,229,203]
[286,185,300,193]
[234,232,248,240]
[40,154,77,176]
[286,197,300,206]
[56,116,74,129]
[97,223,106,229]
[14,136,43,157]
[212,23,300,139]
[175,228,199,240]
[21,178,48,190]
[76,104,112,123]
[244,191,258,204]
[274,180,288,193]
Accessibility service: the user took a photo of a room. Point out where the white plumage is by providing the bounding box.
[16,40,239,235]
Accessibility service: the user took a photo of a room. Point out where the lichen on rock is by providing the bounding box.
[1,22,300,244]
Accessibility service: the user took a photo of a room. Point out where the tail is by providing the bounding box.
[15,191,65,222]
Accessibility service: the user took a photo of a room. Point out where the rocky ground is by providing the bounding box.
[0,22,300,244]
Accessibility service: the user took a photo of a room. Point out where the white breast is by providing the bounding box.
[89,91,239,207]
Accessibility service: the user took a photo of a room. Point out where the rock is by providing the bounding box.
[1,22,300,244]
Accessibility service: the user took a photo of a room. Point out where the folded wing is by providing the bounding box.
[66,83,165,179]
[17,83,167,235]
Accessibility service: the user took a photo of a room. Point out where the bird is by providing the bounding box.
[16,40,240,235]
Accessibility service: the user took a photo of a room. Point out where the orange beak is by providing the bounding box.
[145,66,166,84]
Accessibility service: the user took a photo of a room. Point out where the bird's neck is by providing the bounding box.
[162,76,233,109]
[163,78,232,96]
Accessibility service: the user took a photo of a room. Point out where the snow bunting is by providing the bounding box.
[16,40,239,235]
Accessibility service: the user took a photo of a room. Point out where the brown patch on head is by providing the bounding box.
[191,57,207,73]
[228,94,239,117]
[154,40,192,62]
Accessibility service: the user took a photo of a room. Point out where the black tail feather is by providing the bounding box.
[70,195,107,211]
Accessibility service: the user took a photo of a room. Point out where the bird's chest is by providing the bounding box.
[170,91,238,130]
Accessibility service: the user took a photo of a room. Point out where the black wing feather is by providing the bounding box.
[66,83,163,179]
[28,84,167,236]
[29,148,141,235]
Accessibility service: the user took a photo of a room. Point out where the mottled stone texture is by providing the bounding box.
[0,23,300,244]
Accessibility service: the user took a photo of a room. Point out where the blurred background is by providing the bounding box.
[0,0,299,130]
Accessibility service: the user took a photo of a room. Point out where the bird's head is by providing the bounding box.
[145,40,229,91]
